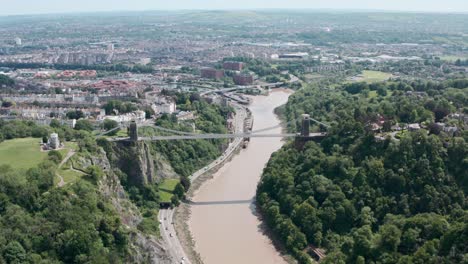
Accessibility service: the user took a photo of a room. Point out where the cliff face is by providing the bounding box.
[78,148,172,263]
[104,140,176,186]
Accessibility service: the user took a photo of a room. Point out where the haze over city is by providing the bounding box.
[1,0,468,15]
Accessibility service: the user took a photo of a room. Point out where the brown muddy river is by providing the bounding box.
[189,90,291,264]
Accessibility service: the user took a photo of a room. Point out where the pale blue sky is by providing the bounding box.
[1,0,467,15]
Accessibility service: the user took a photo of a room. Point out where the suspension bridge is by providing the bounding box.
[101,114,328,144]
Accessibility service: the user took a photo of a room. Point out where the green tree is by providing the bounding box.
[3,241,26,264]
[102,119,120,136]
[75,119,94,131]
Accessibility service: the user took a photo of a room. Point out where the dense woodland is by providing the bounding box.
[257,78,467,263]
[0,122,128,263]
[149,91,233,178]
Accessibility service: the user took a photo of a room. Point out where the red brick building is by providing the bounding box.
[223,61,244,71]
[201,68,224,80]
[233,74,254,85]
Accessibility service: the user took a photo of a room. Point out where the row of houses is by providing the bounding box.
[0,106,104,119]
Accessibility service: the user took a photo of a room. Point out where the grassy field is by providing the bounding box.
[440,55,467,62]
[0,138,47,170]
[65,141,79,151]
[58,166,84,184]
[368,90,393,98]
[158,179,180,203]
[159,191,173,203]
[360,70,392,83]
[98,129,128,138]
[348,70,392,84]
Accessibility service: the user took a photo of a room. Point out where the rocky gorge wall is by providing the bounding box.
[101,140,177,186]
[75,144,173,263]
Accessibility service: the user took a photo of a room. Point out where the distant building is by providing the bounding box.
[152,102,176,114]
[201,68,224,80]
[14,37,22,46]
[223,61,244,71]
[278,52,309,59]
[443,126,458,136]
[103,110,146,123]
[233,73,254,85]
[153,97,176,114]
[176,111,195,121]
[140,58,151,65]
[408,123,421,131]
[49,133,60,150]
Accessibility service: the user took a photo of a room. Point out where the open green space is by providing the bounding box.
[58,166,84,184]
[368,90,393,98]
[159,191,173,203]
[158,178,180,203]
[348,70,393,84]
[440,55,467,62]
[159,178,179,192]
[0,138,77,170]
[360,70,392,83]
[0,138,46,170]
[65,141,79,151]
[98,129,128,138]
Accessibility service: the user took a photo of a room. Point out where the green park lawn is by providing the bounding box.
[0,137,76,171]
[360,70,392,83]
[0,138,47,170]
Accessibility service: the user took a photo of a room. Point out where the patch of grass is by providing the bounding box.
[360,70,392,83]
[158,179,180,203]
[115,129,128,137]
[367,90,393,98]
[65,141,79,151]
[440,55,467,62]
[58,166,84,184]
[368,90,378,98]
[159,179,179,192]
[304,73,323,79]
[159,191,173,203]
[0,138,46,170]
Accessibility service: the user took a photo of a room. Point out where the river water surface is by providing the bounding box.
[189,90,291,264]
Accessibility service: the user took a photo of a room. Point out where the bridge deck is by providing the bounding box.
[109,132,326,141]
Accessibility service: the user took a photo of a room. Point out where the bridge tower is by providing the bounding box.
[301,114,310,137]
[129,121,138,141]
[295,114,319,150]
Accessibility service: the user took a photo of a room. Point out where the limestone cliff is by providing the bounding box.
[76,148,172,263]
[102,140,177,186]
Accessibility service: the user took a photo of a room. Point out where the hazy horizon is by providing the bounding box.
[1,0,468,16]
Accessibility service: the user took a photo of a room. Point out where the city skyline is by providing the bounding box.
[1,0,468,16]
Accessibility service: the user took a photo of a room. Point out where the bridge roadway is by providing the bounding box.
[109,132,326,142]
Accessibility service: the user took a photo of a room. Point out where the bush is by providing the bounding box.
[48,150,63,164]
